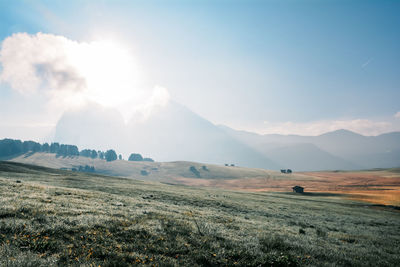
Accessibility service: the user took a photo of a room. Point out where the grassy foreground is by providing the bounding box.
[0,162,399,266]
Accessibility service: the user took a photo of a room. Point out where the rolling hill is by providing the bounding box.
[8,152,289,183]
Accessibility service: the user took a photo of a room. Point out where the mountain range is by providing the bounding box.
[54,101,400,171]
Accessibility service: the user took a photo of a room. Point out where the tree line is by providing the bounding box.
[0,138,154,163]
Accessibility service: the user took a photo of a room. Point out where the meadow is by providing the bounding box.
[0,161,399,266]
[10,153,400,208]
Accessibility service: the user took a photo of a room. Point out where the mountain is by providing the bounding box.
[220,126,400,170]
[259,143,360,171]
[313,130,400,168]
[54,101,280,170]
[53,102,399,171]
[55,103,126,152]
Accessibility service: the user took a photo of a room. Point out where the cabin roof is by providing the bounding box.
[292,185,304,189]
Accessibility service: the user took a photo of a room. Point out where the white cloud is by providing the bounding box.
[395,111,400,119]
[257,118,400,136]
[0,32,86,95]
[0,32,170,122]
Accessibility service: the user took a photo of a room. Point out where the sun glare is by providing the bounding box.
[68,40,142,109]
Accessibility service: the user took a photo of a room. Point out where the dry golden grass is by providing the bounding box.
[172,170,400,206]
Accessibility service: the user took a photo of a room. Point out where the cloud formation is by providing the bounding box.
[0,32,86,94]
[395,111,400,119]
[0,32,170,121]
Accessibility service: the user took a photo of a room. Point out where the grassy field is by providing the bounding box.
[10,153,400,207]
[0,161,399,266]
[9,152,292,182]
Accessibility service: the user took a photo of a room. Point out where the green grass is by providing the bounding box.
[0,161,399,266]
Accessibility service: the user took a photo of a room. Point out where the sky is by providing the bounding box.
[0,0,399,140]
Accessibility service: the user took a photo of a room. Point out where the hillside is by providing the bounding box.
[8,152,400,206]
[1,161,399,266]
[8,152,291,182]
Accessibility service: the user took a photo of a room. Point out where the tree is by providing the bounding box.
[50,143,60,154]
[105,149,117,162]
[143,157,154,162]
[118,154,122,160]
[0,139,23,157]
[91,150,98,159]
[42,143,50,152]
[22,141,41,153]
[69,145,79,156]
[80,149,92,157]
[128,153,143,161]
[189,166,201,178]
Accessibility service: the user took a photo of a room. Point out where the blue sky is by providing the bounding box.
[0,0,399,137]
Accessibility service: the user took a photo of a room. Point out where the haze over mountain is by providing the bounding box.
[54,101,400,171]
[55,101,280,170]
[220,126,400,170]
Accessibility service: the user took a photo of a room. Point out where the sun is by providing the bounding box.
[68,40,142,109]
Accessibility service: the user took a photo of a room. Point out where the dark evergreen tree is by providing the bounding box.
[91,150,98,159]
[80,149,92,157]
[0,139,23,157]
[128,153,143,161]
[42,143,50,152]
[22,141,41,153]
[50,143,60,153]
[105,149,117,162]
[69,145,79,156]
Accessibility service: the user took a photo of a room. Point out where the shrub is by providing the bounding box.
[189,166,201,178]
[128,153,143,161]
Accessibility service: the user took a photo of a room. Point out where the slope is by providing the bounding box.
[8,152,286,183]
[1,161,399,266]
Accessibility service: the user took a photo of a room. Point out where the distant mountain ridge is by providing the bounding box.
[219,126,400,170]
[52,100,399,171]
